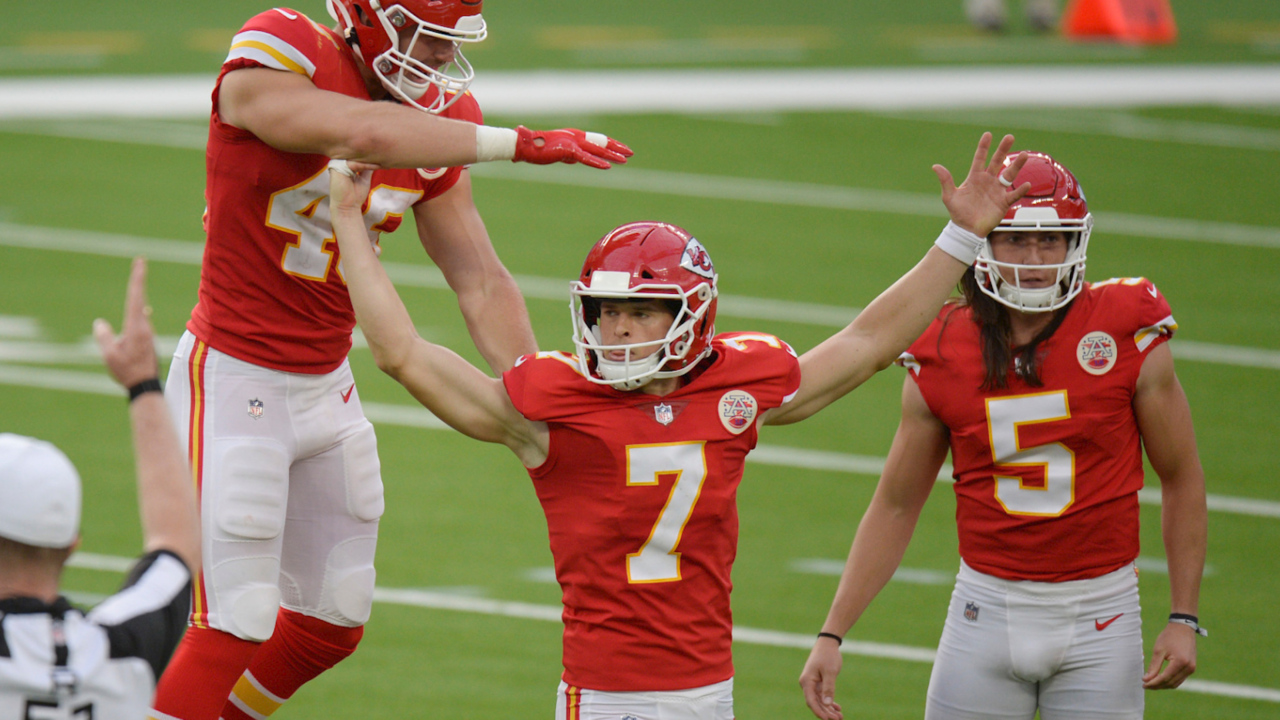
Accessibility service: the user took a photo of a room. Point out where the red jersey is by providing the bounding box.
[188,7,481,373]
[502,333,802,692]
[901,278,1177,582]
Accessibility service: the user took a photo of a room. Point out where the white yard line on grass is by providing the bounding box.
[60,550,1280,703]
[5,362,1278,520]
[3,121,1280,247]
[3,66,1280,119]
[2,221,1279,370]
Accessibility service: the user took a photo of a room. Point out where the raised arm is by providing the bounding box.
[798,376,949,720]
[219,68,631,169]
[765,132,1029,426]
[328,162,547,467]
[412,172,537,375]
[92,258,200,575]
[1133,343,1207,690]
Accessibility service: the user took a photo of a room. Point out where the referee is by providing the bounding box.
[0,258,199,718]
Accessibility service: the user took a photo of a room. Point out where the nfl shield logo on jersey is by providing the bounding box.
[248,398,264,420]
[964,601,980,623]
[1077,331,1118,376]
[654,403,674,425]
[718,390,758,435]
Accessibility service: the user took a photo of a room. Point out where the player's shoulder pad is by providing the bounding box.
[715,332,798,359]
[711,332,801,405]
[1088,277,1177,352]
[441,90,483,125]
[227,8,334,79]
[899,304,960,372]
[505,351,589,419]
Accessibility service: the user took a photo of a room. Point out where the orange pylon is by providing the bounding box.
[1062,0,1178,44]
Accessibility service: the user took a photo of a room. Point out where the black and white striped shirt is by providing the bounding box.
[0,550,191,719]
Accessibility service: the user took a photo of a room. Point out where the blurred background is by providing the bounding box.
[2,1,1277,717]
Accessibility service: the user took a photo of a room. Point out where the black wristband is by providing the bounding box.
[817,631,843,646]
[128,378,163,402]
[1168,613,1207,637]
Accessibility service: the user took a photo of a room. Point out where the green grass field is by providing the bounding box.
[3,1,1279,717]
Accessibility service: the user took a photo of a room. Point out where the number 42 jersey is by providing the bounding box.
[502,333,801,692]
[900,278,1177,583]
[189,7,480,374]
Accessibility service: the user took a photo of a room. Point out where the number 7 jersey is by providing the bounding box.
[900,278,1177,583]
[502,333,801,692]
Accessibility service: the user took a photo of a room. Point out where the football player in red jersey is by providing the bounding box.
[799,154,1207,720]
[326,133,1029,719]
[150,2,632,719]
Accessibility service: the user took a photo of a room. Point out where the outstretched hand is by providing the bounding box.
[513,126,633,169]
[933,132,1030,238]
[93,257,159,389]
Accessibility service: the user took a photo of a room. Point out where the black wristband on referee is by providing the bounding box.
[1168,613,1207,637]
[817,631,843,646]
[128,378,163,402]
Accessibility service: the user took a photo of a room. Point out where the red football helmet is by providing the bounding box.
[326,0,486,113]
[975,152,1092,312]
[570,222,719,390]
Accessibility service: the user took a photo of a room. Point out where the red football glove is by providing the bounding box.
[512,126,633,170]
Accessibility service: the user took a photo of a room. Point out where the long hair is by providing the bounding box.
[956,268,1071,390]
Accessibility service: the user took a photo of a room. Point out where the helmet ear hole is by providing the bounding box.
[697,286,712,301]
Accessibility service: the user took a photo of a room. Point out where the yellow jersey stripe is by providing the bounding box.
[226,31,315,77]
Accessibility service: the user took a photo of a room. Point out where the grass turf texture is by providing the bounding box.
[2,0,1279,717]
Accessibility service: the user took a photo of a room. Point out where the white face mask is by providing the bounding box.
[569,280,716,391]
[975,212,1093,314]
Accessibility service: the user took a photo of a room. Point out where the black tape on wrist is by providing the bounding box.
[128,378,163,402]
[1168,613,1207,637]
[817,632,844,646]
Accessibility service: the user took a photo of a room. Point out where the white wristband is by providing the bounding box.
[327,158,355,177]
[475,125,518,163]
[933,221,986,265]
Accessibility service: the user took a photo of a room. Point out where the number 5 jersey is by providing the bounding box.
[900,278,1177,583]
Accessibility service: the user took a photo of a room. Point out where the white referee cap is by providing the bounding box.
[0,433,82,548]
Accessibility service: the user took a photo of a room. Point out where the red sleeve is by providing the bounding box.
[1091,278,1176,355]
[712,333,801,409]
[502,352,590,421]
[211,9,334,136]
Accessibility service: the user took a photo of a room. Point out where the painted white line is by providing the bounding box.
[792,559,954,586]
[1179,680,1280,704]
[5,362,1277,520]
[3,221,1278,372]
[890,108,1280,152]
[3,120,1279,246]
[0,315,41,339]
[68,552,137,573]
[4,66,1280,120]
[469,163,1280,250]
[60,549,1280,701]
[792,557,1214,580]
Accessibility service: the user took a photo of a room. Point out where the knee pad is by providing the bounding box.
[342,422,384,522]
[211,556,282,642]
[320,537,378,626]
[213,441,290,540]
